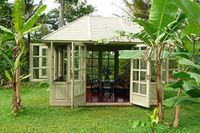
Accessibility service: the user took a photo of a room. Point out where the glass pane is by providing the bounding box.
[93,59,98,66]
[110,74,114,80]
[33,57,39,67]
[168,70,174,80]
[42,48,47,56]
[102,51,109,58]
[133,83,139,93]
[93,51,99,58]
[141,60,147,69]
[151,62,156,82]
[74,70,79,80]
[119,59,130,75]
[133,59,139,69]
[33,69,39,79]
[64,58,67,75]
[74,58,79,68]
[162,60,167,69]
[81,46,85,55]
[132,71,139,81]
[141,47,146,50]
[109,51,115,58]
[169,59,178,69]
[92,75,98,80]
[87,51,93,58]
[109,59,114,67]
[102,59,108,67]
[33,46,39,56]
[87,67,92,75]
[162,71,166,81]
[140,71,146,81]
[42,58,47,67]
[74,46,79,57]
[134,47,139,50]
[87,59,92,66]
[93,67,98,75]
[87,74,92,81]
[64,50,67,58]
[42,69,46,76]
[140,84,146,95]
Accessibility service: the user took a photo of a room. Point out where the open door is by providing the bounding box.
[39,46,48,79]
[70,42,86,107]
[30,43,48,82]
[130,58,151,108]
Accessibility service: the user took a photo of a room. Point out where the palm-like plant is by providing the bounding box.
[164,0,200,128]
[121,0,189,122]
[0,0,46,113]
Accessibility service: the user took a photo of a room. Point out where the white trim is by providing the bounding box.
[29,43,33,81]
[146,60,151,107]
[50,42,54,105]
[130,59,133,103]
[85,102,132,106]
[71,42,74,108]
[132,92,147,97]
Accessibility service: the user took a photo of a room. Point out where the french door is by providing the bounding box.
[70,42,86,107]
[130,57,151,107]
[130,46,151,107]
[39,46,48,79]
[30,43,48,82]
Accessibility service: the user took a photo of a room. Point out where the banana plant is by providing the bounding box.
[132,108,160,133]
[0,0,46,113]
[164,36,200,127]
[163,0,200,128]
[173,0,200,36]
[119,0,200,123]
[165,57,200,107]
[3,52,32,83]
[119,0,187,122]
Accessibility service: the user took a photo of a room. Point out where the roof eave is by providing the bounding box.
[42,39,143,45]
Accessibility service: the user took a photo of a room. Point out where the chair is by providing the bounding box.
[86,79,100,102]
[102,80,114,101]
[113,78,126,97]
[86,79,100,93]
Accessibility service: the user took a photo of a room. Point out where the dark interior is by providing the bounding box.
[86,45,131,103]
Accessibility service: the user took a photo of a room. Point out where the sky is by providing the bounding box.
[87,0,125,16]
[8,0,125,16]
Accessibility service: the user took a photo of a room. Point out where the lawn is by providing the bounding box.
[0,83,200,133]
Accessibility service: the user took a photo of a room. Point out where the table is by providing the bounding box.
[100,80,114,102]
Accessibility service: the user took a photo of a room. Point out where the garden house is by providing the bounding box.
[30,16,177,108]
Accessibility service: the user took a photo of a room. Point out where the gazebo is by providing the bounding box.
[30,16,176,108]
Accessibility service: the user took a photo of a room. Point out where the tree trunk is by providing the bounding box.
[153,45,165,122]
[155,60,164,122]
[12,42,22,114]
[173,88,182,128]
[13,67,21,113]
[58,0,64,28]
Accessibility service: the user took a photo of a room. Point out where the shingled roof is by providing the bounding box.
[42,15,142,43]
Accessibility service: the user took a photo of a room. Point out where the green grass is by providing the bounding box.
[0,83,200,133]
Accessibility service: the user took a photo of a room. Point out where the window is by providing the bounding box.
[32,45,48,80]
[86,51,99,80]
[102,51,115,80]
[168,58,178,81]
[131,46,147,95]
